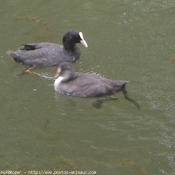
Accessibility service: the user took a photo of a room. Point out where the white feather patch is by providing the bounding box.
[54,76,64,91]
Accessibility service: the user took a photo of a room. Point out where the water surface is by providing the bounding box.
[0,1,175,175]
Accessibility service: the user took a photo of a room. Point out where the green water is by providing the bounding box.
[0,1,175,174]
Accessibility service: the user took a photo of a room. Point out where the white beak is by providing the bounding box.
[79,32,88,47]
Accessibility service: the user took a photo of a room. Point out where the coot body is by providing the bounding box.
[6,31,88,67]
[54,62,128,97]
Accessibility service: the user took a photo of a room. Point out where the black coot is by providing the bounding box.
[6,31,88,68]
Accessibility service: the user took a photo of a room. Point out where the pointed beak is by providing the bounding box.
[80,39,88,48]
[79,32,88,47]
[54,68,61,79]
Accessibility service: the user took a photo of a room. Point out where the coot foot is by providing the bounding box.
[18,66,34,76]
[92,100,104,109]
[92,97,118,109]
[18,67,54,80]
[122,89,140,110]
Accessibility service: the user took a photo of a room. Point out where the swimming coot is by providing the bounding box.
[54,62,140,109]
[54,62,128,97]
[6,31,88,68]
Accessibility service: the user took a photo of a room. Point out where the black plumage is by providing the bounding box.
[6,31,88,68]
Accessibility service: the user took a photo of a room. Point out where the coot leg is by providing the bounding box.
[122,89,140,110]
[92,97,118,109]
[17,66,34,76]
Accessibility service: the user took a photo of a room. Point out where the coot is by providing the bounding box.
[54,62,128,97]
[54,62,140,109]
[6,31,88,68]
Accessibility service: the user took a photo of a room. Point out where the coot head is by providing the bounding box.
[54,62,76,82]
[63,31,88,51]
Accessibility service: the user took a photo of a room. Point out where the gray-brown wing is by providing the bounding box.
[59,73,114,97]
